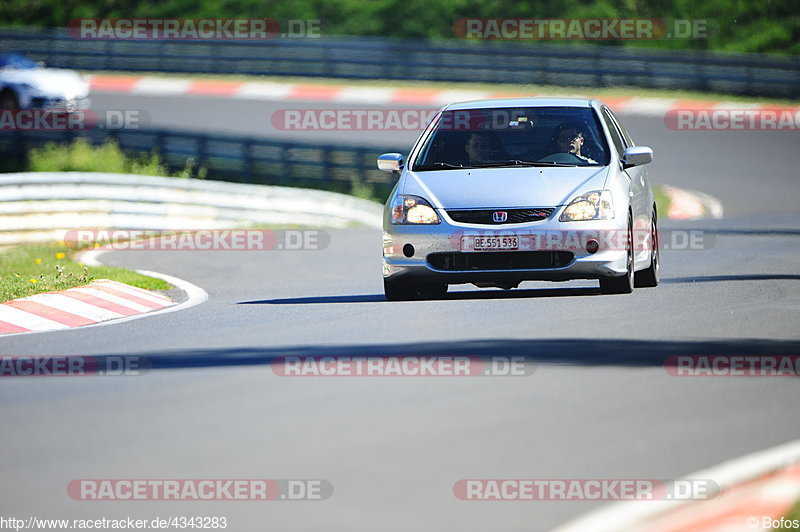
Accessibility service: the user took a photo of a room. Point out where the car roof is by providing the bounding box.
[443,97,599,111]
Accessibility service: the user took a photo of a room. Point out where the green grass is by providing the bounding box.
[653,185,672,219]
[82,70,800,106]
[780,499,800,529]
[28,138,207,178]
[0,243,170,303]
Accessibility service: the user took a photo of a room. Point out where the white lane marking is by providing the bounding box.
[132,78,192,95]
[234,82,295,100]
[95,279,173,303]
[21,293,123,322]
[617,97,677,116]
[92,280,173,305]
[713,101,762,110]
[434,90,492,106]
[334,86,396,104]
[0,305,70,331]
[69,287,152,312]
[552,439,800,532]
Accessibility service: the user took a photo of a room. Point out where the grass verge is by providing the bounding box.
[653,185,672,219]
[780,498,800,529]
[28,138,207,177]
[0,242,170,303]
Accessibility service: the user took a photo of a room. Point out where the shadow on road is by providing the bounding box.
[662,274,800,284]
[240,286,601,305]
[76,338,800,374]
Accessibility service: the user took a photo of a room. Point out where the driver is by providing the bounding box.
[552,122,597,163]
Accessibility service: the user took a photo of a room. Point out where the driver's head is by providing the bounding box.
[465,131,500,162]
[554,122,586,155]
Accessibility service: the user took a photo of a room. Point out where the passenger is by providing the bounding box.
[463,131,506,164]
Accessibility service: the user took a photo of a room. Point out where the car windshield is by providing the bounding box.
[0,53,38,69]
[413,106,609,170]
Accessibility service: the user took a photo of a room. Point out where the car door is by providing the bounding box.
[602,107,650,266]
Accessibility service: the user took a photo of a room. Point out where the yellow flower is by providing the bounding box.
[29,278,37,284]
[35,258,42,264]
[94,243,101,248]
[55,252,66,260]
[58,240,66,247]
[78,262,84,267]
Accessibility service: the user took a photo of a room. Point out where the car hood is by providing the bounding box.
[0,68,89,99]
[401,166,610,209]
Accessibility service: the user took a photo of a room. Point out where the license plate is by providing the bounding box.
[470,236,519,251]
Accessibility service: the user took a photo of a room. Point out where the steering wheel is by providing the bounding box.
[537,152,586,164]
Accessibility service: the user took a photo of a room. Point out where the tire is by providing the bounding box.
[635,210,660,288]
[599,214,634,294]
[384,278,447,301]
[0,89,19,109]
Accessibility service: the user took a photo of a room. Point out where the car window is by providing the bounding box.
[601,108,627,157]
[605,107,634,146]
[412,106,610,169]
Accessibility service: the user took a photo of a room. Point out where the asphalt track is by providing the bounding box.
[0,91,799,531]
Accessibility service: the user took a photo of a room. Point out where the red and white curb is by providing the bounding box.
[552,439,800,532]
[0,249,208,337]
[86,75,800,117]
[0,279,174,334]
[663,184,724,221]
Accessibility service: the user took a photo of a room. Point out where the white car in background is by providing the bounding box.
[0,53,90,110]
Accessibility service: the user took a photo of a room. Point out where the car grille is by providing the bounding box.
[446,208,555,224]
[427,251,574,271]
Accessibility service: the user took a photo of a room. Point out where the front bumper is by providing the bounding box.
[383,216,629,284]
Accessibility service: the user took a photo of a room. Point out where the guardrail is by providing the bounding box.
[0,128,402,199]
[1,28,798,97]
[0,172,384,246]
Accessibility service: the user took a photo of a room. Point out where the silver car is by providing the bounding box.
[378,98,659,300]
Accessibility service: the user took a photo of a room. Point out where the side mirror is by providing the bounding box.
[622,146,653,169]
[377,153,404,174]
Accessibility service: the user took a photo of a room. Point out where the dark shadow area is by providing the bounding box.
[240,286,601,305]
[662,274,800,284]
[676,229,800,237]
[73,338,800,374]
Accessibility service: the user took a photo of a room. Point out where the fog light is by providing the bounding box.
[586,239,599,254]
[403,244,415,257]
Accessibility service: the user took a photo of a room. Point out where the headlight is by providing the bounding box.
[391,195,441,224]
[559,190,615,222]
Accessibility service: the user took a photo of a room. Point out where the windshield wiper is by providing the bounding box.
[469,160,579,168]
[412,162,468,171]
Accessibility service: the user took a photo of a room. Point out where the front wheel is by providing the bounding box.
[599,215,634,294]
